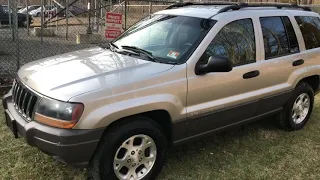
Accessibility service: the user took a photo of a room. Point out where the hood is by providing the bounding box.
[18,47,175,101]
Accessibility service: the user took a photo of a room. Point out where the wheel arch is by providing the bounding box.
[298,75,319,93]
[101,109,173,145]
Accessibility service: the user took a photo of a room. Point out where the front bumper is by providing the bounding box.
[2,93,104,168]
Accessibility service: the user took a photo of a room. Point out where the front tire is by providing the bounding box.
[279,82,314,130]
[89,117,168,180]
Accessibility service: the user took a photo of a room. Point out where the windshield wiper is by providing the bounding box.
[97,42,119,51]
[109,42,119,49]
[118,45,178,64]
[121,45,155,61]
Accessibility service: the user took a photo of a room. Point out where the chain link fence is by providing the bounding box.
[0,0,320,87]
[0,0,174,82]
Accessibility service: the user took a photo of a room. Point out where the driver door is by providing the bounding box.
[186,17,263,136]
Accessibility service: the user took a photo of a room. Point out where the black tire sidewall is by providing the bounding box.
[284,82,314,130]
[98,118,168,180]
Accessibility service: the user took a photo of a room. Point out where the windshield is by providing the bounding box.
[113,14,216,64]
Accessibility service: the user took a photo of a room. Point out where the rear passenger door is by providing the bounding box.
[255,13,306,115]
[293,15,320,78]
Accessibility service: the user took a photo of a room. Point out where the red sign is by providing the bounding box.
[105,12,123,41]
[105,29,122,39]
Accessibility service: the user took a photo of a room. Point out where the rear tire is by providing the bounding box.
[279,82,314,130]
[89,117,168,180]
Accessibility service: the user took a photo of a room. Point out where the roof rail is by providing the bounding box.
[217,2,312,13]
[165,1,238,9]
[165,2,312,12]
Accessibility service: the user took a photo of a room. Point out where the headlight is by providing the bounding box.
[34,98,84,129]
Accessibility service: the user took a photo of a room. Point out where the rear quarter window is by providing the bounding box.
[295,16,320,50]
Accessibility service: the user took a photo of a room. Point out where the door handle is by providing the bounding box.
[243,70,260,79]
[292,59,304,66]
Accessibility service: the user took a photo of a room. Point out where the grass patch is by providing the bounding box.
[0,96,320,180]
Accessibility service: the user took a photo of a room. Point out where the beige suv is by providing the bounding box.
[2,2,320,180]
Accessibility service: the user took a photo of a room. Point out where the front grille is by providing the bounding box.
[12,80,38,121]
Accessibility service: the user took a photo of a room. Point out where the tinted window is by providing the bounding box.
[199,19,256,66]
[260,17,291,59]
[295,16,320,50]
[282,17,299,53]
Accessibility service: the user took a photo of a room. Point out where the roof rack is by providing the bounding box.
[165,2,238,9]
[165,2,312,12]
[217,2,311,13]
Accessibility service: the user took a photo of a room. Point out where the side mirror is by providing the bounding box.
[195,56,233,75]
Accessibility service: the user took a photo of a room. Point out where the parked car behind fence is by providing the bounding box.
[18,5,41,14]
[0,4,32,27]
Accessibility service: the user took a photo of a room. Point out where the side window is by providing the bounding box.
[295,16,320,50]
[199,18,256,66]
[282,17,299,53]
[260,16,299,59]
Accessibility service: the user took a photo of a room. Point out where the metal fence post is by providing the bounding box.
[100,0,103,20]
[94,0,97,32]
[149,0,152,15]
[66,0,69,39]
[100,0,104,34]
[40,0,44,43]
[87,0,92,34]
[8,0,13,40]
[11,0,17,40]
[26,0,29,35]
[11,0,19,71]
[124,0,127,30]
[55,4,58,33]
